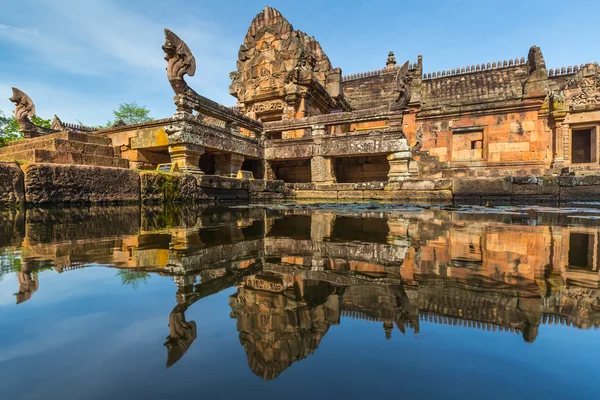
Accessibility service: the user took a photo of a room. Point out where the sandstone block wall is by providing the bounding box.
[22,163,141,204]
[0,163,25,205]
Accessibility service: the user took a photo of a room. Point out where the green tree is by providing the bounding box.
[1,110,22,147]
[116,269,151,290]
[107,102,153,126]
[0,110,52,147]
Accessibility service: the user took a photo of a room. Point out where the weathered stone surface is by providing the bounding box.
[512,177,559,195]
[392,190,452,201]
[560,185,600,202]
[294,190,338,199]
[141,172,250,203]
[315,183,355,191]
[453,195,482,205]
[453,178,512,195]
[354,181,386,190]
[363,190,393,200]
[23,163,140,204]
[264,180,286,193]
[559,175,600,187]
[0,162,25,204]
[337,190,364,199]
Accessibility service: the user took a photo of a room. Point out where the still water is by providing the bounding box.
[0,203,599,399]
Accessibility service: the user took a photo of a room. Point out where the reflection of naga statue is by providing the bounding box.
[9,88,54,138]
[162,28,196,95]
[15,271,39,304]
[164,304,197,368]
[390,61,413,111]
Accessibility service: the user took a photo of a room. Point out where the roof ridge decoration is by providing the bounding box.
[423,56,527,80]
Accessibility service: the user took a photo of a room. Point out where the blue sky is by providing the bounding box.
[1,0,599,126]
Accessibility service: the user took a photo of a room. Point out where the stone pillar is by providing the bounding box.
[311,156,335,183]
[562,123,571,165]
[387,150,415,181]
[215,153,245,178]
[310,124,335,183]
[168,143,204,174]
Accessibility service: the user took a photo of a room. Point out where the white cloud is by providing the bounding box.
[0,0,239,125]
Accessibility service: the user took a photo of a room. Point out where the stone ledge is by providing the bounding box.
[23,163,140,204]
[453,177,513,195]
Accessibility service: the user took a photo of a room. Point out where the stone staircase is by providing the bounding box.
[0,131,129,168]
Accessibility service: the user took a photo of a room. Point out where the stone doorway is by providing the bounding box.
[334,155,390,183]
[568,232,597,270]
[571,128,596,164]
[270,160,311,183]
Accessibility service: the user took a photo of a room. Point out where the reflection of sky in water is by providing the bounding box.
[1,204,600,399]
[0,266,598,399]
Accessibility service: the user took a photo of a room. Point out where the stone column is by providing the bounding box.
[168,143,204,174]
[562,123,571,165]
[310,124,335,183]
[387,150,415,181]
[311,156,335,183]
[215,153,245,178]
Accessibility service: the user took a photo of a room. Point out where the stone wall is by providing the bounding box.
[0,162,288,205]
[22,163,140,204]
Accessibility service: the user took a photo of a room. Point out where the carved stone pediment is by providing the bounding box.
[229,7,347,119]
[563,64,600,111]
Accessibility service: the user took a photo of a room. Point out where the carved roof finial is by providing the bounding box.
[386,51,397,68]
[162,28,196,94]
[51,115,65,131]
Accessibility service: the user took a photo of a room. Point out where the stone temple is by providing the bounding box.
[2,6,600,205]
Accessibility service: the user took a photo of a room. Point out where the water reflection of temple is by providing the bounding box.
[2,204,600,378]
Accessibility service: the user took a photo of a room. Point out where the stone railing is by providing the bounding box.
[342,60,419,82]
[422,57,526,80]
[548,62,599,76]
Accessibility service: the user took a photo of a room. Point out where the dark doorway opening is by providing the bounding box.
[568,232,594,269]
[572,129,596,164]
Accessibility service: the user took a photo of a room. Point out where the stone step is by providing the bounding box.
[0,149,129,168]
[6,131,112,147]
[0,138,114,157]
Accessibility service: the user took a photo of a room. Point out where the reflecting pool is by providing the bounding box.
[1,203,600,399]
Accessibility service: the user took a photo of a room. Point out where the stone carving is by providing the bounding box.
[162,28,196,95]
[249,100,285,113]
[164,305,197,368]
[9,88,56,138]
[229,6,349,119]
[563,64,600,110]
[50,115,64,131]
[390,61,413,111]
[414,124,423,151]
[386,51,397,68]
[9,88,37,138]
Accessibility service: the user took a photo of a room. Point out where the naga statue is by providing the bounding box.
[162,28,196,95]
[390,61,413,111]
[9,88,56,138]
[9,88,38,138]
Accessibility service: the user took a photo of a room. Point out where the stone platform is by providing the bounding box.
[0,131,129,168]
